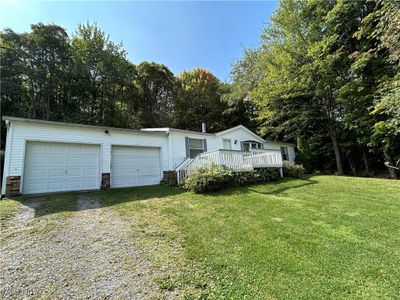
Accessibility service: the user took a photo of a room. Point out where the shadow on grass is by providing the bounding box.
[248,177,318,196]
[12,185,186,217]
[10,177,318,217]
[216,176,318,197]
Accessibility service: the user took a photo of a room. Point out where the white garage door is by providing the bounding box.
[23,142,100,194]
[111,146,161,188]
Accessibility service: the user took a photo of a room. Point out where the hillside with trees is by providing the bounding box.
[1,0,399,177]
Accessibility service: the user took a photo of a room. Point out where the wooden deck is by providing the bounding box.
[176,149,283,183]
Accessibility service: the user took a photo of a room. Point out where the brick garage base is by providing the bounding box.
[5,176,21,197]
[101,173,111,189]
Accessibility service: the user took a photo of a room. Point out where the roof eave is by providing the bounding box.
[2,116,168,136]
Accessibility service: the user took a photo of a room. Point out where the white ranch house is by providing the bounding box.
[1,116,295,197]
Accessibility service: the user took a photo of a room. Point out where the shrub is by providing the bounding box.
[160,172,178,186]
[283,163,305,178]
[182,165,280,193]
[182,165,234,193]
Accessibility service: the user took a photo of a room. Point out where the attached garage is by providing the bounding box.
[111,146,161,188]
[23,142,100,194]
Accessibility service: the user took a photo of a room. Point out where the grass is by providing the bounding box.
[96,175,400,299]
[0,199,22,224]
[2,175,400,299]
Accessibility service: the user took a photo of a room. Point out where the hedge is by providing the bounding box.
[182,164,280,193]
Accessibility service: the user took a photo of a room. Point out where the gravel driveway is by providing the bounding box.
[0,194,166,299]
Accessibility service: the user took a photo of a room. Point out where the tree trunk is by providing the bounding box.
[347,156,356,176]
[383,150,397,179]
[330,131,343,175]
[362,152,371,176]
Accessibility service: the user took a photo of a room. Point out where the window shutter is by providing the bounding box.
[203,139,207,152]
[185,137,190,158]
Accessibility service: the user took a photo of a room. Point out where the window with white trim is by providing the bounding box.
[188,138,205,158]
[280,146,289,161]
[242,141,263,151]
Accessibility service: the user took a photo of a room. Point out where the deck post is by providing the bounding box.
[279,167,283,178]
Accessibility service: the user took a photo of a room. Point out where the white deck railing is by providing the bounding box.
[176,149,283,183]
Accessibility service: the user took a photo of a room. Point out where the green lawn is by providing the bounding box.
[97,175,400,299]
[2,175,400,299]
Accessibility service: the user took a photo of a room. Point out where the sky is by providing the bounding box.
[0,0,278,81]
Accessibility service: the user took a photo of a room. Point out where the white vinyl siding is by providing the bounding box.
[1,121,168,195]
[23,142,100,194]
[111,146,161,188]
[223,139,232,150]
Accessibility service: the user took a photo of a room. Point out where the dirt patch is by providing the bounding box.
[0,194,173,299]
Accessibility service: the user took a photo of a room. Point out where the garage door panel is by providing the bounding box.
[49,169,64,177]
[111,146,161,188]
[50,156,65,165]
[50,144,67,154]
[25,186,44,194]
[48,181,64,190]
[23,142,100,194]
[68,157,81,165]
[25,169,46,177]
[84,157,98,165]
[84,169,97,176]
[81,180,98,189]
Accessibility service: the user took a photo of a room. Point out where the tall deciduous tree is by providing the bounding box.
[136,62,176,127]
[70,23,133,127]
[174,68,227,132]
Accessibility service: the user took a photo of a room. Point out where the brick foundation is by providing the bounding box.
[5,176,21,197]
[163,170,177,177]
[101,173,111,189]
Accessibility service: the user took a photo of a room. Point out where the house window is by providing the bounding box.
[242,141,263,151]
[188,138,205,158]
[223,139,232,150]
[281,146,289,161]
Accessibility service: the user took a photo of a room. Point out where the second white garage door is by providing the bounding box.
[111,146,161,188]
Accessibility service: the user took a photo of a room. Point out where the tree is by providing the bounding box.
[1,24,73,121]
[374,0,400,146]
[174,68,227,132]
[231,0,399,176]
[136,62,176,127]
[70,23,135,127]
[249,0,346,174]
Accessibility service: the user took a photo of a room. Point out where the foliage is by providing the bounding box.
[282,163,305,178]
[173,68,228,132]
[234,168,280,185]
[0,24,238,145]
[182,165,234,193]
[136,62,177,127]
[182,165,279,193]
[160,172,178,187]
[229,0,400,178]
[295,137,314,173]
